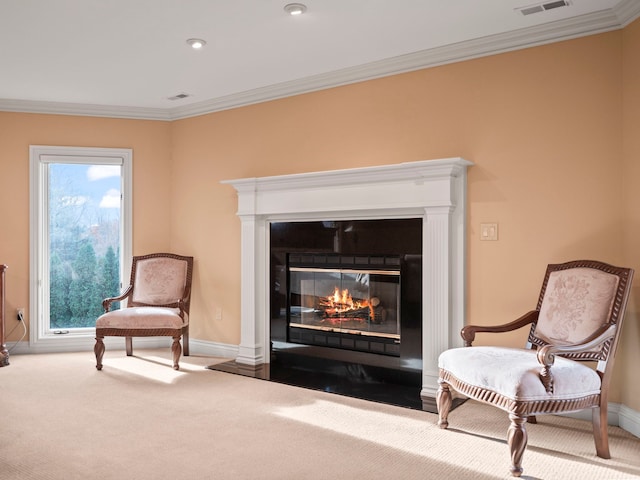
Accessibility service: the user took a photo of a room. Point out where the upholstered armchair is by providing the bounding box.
[436,260,633,477]
[94,253,194,370]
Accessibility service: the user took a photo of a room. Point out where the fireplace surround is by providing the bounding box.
[221,157,472,403]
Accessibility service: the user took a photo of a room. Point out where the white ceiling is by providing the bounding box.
[1,0,639,120]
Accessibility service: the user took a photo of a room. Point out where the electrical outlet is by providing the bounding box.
[215,307,222,321]
[17,308,24,321]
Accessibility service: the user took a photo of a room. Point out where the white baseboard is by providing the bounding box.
[619,403,640,438]
[5,337,639,439]
[6,335,170,355]
[6,336,238,360]
[559,402,639,439]
[186,338,238,359]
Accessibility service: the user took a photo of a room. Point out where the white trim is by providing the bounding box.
[29,146,133,350]
[1,2,639,121]
[619,403,640,438]
[560,403,640,439]
[222,158,473,397]
[614,0,640,27]
[6,337,238,359]
[561,404,619,426]
[0,98,171,121]
[8,336,162,355]
[187,339,239,359]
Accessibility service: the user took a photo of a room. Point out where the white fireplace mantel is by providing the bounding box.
[222,157,473,397]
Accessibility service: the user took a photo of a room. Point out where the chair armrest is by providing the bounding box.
[102,285,133,312]
[461,311,538,346]
[535,324,616,393]
[536,324,616,367]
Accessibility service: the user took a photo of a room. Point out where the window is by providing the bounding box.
[29,146,132,348]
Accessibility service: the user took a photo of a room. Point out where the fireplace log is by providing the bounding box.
[323,306,371,320]
[371,305,386,324]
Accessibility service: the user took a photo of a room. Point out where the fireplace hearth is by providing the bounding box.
[218,158,472,411]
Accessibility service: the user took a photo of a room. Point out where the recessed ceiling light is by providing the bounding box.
[284,3,307,16]
[186,38,206,50]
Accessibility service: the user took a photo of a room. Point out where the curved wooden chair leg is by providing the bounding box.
[436,381,452,429]
[508,414,528,477]
[126,336,133,356]
[593,406,611,458]
[171,336,182,370]
[94,337,105,370]
[183,325,190,356]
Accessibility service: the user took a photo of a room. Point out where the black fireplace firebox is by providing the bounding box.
[268,219,424,410]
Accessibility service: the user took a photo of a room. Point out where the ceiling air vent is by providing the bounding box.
[516,0,571,16]
[167,93,191,101]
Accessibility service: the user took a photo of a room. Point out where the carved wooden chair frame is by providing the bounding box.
[436,260,634,477]
[94,252,193,370]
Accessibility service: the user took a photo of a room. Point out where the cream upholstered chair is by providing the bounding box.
[94,253,193,371]
[436,260,633,477]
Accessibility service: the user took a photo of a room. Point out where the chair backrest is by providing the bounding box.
[128,253,194,313]
[527,260,633,367]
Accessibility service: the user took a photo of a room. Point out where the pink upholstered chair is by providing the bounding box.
[94,253,193,371]
[436,260,633,477]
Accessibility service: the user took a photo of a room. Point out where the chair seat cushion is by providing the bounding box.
[439,346,601,402]
[96,307,186,329]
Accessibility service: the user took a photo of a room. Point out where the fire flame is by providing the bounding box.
[319,287,373,319]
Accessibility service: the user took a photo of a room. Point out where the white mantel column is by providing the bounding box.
[233,180,271,366]
[422,206,456,397]
[236,214,266,365]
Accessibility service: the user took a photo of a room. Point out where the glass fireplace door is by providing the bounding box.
[289,266,400,342]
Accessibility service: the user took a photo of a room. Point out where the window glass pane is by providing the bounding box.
[48,163,121,329]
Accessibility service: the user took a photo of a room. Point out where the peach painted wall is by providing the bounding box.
[171,29,636,407]
[0,22,637,412]
[0,112,173,341]
[621,18,640,410]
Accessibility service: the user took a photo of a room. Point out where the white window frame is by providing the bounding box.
[29,145,132,351]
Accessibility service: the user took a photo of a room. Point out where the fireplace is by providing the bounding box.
[269,218,423,395]
[265,218,425,408]
[221,158,472,409]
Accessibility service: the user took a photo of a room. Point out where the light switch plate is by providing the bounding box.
[480,223,498,241]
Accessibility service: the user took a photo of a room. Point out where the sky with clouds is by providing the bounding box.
[50,163,121,225]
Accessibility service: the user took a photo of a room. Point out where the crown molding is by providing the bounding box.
[614,0,640,26]
[1,1,638,122]
[170,7,629,120]
[0,98,171,121]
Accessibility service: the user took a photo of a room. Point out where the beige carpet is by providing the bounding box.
[1,349,639,480]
